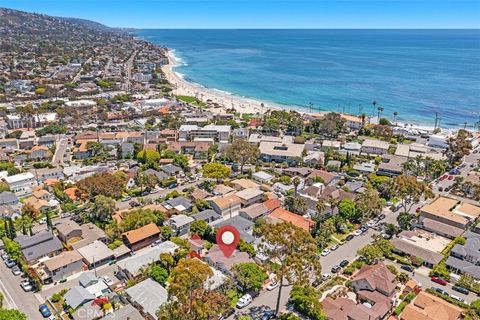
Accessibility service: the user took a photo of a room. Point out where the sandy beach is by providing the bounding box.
[161,50,280,115]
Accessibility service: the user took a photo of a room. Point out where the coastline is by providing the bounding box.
[160,48,459,134]
[162,49,281,115]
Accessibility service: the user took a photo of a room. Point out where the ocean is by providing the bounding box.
[137,29,480,129]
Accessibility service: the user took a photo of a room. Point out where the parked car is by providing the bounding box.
[122,196,132,202]
[39,304,52,317]
[129,200,140,207]
[431,276,447,286]
[379,213,386,220]
[330,244,339,251]
[322,273,331,281]
[11,266,21,276]
[432,286,449,296]
[321,248,330,256]
[452,285,469,295]
[151,239,162,247]
[400,264,414,272]
[450,294,466,303]
[261,310,276,320]
[266,281,279,291]
[340,260,349,268]
[4,258,16,268]
[1,253,9,260]
[353,230,363,236]
[21,280,33,292]
[448,175,454,180]
[345,235,354,241]
[236,294,252,308]
[331,265,341,273]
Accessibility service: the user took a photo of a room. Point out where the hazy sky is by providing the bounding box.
[3,0,480,29]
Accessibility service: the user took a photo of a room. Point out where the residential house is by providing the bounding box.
[211,215,255,243]
[16,231,63,264]
[100,304,143,320]
[399,291,463,320]
[161,196,192,213]
[353,162,376,174]
[39,250,84,283]
[64,286,95,309]
[351,263,398,297]
[4,172,36,196]
[125,278,168,320]
[307,169,339,186]
[252,171,273,184]
[0,204,21,220]
[391,230,445,268]
[56,220,82,243]
[235,188,264,207]
[361,139,390,155]
[0,191,19,205]
[31,167,64,182]
[166,214,195,236]
[268,207,314,232]
[230,178,260,191]
[419,197,470,229]
[116,241,178,279]
[122,223,160,251]
[192,209,222,224]
[259,142,305,165]
[446,231,480,279]
[208,194,242,218]
[204,245,254,275]
[377,155,405,176]
[160,164,183,176]
[77,241,115,268]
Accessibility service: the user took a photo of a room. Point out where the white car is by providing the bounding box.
[353,230,363,236]
[321,248,331,256]
[102,275,114,286]
[236,294,252,308]
[321,273,331,281]
[20,280,33,292]
[266,281,279,291]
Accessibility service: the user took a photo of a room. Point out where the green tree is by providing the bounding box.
[278,313,301,320]
[157,258,230,320]
[0,309,27,320]
[389,175,434,214]
[232,262,268,292]
[338,199,361,222]
[3,237,22,261]
[289,285,327,320]
[149,265,169,285]
[259,222,321,314]
[91,195,116,223]
[445,129,472,166]
[190,220,208,237]
[77,172,126,199]
[471,299,480,317]
[355,184,384,220]
[284,196,307,215]
[137,149,161,167]
[397,212,415,230]
[224,139,259,173]
[202,162,231,182]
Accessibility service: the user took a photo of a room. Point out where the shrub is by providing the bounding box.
[394,301,407,315]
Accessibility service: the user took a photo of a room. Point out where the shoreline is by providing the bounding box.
[161,48,460,134]
[162,49,282,115]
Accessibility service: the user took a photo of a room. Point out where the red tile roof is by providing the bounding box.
[269,208,314,231]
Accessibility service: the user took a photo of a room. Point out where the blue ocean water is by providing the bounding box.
[137,29,480,128]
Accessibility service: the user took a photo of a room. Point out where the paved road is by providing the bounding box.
[52,135,72,164]
[0,259,44,319]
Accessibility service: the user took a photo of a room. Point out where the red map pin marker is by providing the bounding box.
[216,225,240,258]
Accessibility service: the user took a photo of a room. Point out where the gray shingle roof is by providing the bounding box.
[125,279,168,319]
[16,231,63,262]
[0,191,18,204]
[64,286,95,309]
[192,209,222,223]
[100,304,143,320]
[78,272,98,288]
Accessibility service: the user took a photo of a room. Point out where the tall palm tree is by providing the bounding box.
[372,101,377,117]
[292,177,301,196]
[377,107,384,119]
[393,112,398,123]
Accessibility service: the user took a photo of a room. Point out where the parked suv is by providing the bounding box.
[236,294,252,308]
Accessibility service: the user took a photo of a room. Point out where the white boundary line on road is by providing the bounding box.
[0,277,19,309]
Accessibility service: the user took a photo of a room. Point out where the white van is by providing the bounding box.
[236,294,252,308]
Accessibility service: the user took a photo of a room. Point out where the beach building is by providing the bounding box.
[178,124,230,143]
[419,197,470,229]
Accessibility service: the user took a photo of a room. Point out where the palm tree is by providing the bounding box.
[372,101,377,117]
[377,107,384,119]
[292,177,301,196]
[393,112,398,123]
[315,199,327,216]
